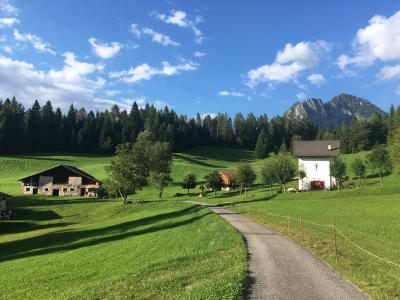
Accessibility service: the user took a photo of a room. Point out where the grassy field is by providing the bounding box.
[0,149,248,299]
[1,146,400,299]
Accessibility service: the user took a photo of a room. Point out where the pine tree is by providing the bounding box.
[254,129,268,159]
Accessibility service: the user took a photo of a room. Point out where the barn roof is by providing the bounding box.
[19,165,102,183]
[218,169,236,178]
[293,140,340,157]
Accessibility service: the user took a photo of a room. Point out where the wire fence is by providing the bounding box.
[230,203,400,269]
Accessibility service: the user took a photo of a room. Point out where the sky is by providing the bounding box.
[1,0,400,117]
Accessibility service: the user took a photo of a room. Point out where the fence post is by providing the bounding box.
[258,208,260,218]
[333,219,338,263]
[287,215,290,234]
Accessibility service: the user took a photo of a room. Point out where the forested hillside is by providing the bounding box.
[0,97,399,155]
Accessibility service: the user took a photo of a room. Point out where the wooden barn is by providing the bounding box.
[218,169,236,187]
[19,165,102,197]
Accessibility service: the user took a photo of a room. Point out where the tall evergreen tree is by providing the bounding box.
[254,129,268,159]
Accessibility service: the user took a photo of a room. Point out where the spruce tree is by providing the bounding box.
[255,129,268,159]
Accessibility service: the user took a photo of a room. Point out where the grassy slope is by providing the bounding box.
[1,147,400,299]
[0,150,247,299]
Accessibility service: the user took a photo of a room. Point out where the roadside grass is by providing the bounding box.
[204,183,400,299]
[1,197,246,299]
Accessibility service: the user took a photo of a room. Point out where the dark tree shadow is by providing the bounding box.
[173,153,223,168]
[0,221,75,235]
[7,197,114,208]
[185,146,254,162]
[0,205,209,262]
[11,209,63,221]
[215,192,278,206]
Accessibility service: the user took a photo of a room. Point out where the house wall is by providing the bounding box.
[298,157,336,190]
[52,184,81,196]
[68,176,82,185]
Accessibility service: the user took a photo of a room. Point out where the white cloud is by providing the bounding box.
[377,65,400,80]
[130,24,142,38]
[218,90,245,97]
[0,52,106,109]
[13,29,56,55]
[105,89,121,97]
[141,27,179,46]
[108,97,171,110]
[297,92,307,101]
[194,51,205,57]
[246,41,330,87]
[158,10,188,27]
[88,38,122,59]
[153,10,204,43]
[0,17,19,28]
[2,45,12,54]
[307,73,326,86]
[130,24,179,47]
[276,41,329,66]
[0,0,19,16]
[337,10,400,70]
[200,113,217,119]
[109,60,198,84]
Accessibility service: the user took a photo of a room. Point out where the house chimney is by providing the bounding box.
[328,144,332,151]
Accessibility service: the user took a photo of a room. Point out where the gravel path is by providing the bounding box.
[199,203,368,300]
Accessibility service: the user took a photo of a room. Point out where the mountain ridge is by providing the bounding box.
[284,93,385,128]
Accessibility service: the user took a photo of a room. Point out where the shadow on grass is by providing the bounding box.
[11,209,63,221]
[8,197,113,208]
[185,146,254,162]
[215,192,278,206]
[0,204,209,262]
[0,221,75,235]
[174,153,223,169]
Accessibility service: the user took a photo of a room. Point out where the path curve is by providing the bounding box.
[196,203,368,300]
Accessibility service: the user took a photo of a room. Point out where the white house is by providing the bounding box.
[293,140,340,191]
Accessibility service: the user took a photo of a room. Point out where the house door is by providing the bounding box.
[33,188,38,195]
[52,189,59,196]
[80,188,85,196]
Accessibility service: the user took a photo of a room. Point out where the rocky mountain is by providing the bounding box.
[284,93,386,128]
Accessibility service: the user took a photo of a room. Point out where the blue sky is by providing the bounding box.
[1,0,400,117]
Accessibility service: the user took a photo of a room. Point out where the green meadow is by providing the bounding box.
[1,146,399,299]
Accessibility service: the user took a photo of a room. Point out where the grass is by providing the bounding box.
[0,148,250,299]
[1,146,400,299]
[1,198,246,299]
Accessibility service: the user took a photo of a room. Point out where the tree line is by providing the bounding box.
[1,97,399,155]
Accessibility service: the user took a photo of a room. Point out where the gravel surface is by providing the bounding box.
[202,204,368,300]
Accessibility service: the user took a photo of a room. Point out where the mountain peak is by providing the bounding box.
[285,93,385,128]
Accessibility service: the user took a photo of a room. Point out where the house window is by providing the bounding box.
[63,188,67,192]
[45,188,49,192]
[315,164,318,171]
[70,188,74,192]
[26,187,30,191]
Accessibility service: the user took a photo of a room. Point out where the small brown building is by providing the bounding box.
[19,165,102,197]
[218,169,236,187]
